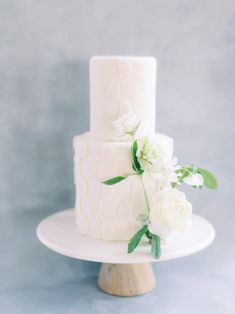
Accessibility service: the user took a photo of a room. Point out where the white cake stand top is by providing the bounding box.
[36,209,215,264]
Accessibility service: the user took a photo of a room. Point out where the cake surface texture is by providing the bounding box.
[90,56,156,141]
[74,56,174,241]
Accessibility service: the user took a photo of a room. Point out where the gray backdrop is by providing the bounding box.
[1,1,234,313]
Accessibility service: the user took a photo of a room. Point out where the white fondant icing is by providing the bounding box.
[73,55,176,242]
[73,132,174,241]
[90,56,157,141]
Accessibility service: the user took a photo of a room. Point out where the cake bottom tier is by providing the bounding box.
[73,132,174,241]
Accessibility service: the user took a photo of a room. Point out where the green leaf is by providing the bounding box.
[176,166,191,183]
[102,176,127,185]
[145,230,152,240]
[198,168,218,189]
[151,234,161,259]
[128,225,148,253]
[171,182,178,188]
[131,140,143,175]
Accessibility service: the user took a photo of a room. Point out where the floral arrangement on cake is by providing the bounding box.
[102,113,218,259]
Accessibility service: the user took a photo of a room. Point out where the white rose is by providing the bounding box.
[112,112,138,136]
[136,136,166,172]
[183,173,204,187]
[149,189,192,240]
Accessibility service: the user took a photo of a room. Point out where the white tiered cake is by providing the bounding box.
[73,56,173,241]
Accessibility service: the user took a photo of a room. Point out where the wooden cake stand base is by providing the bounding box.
[98,263,155,296]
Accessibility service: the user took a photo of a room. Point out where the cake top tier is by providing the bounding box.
[90,56,156,60]
[90,56,157,141]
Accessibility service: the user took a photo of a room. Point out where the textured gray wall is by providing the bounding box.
[1,1,234,313]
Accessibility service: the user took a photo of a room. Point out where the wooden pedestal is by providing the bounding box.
[98,263,156,297]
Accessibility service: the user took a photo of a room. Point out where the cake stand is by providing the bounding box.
[36,209,215,297]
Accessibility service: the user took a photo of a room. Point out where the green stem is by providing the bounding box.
[139,174,151,212]
[131,134,135,142]
[126,173,138,177]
